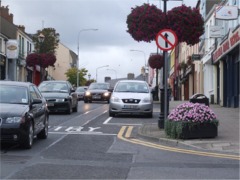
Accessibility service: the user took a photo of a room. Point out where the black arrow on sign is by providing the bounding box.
[164,33,168,48]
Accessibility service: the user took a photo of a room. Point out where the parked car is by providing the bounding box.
[109,80,153,117]
[0,81,49,149]
[75,86,88,101]
[83,83,111,103]
[38,80,78,114]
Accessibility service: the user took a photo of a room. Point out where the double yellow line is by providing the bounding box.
[118,126,240,161]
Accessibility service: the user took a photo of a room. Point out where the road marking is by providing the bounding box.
[125,126,133,138]
[118,126,240,161]
[49,131,116,136]
[103,117,112,124]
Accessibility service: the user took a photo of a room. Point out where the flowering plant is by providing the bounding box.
[167,5,204,45]
[126,3,165,42]
[126,4,204,45]
[168,102,217,123]
[26,53,56,68]
[148,54,164,69]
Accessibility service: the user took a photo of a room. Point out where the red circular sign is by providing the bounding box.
[155,29,178,51]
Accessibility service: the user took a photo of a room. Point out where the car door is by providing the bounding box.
[29,86,45,133]
[67,82,77,107]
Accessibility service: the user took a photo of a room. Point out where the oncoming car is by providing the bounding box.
[75,86,88,101]
[38,80,78,114]
[84,83,111,103]
[0,81,49,149]
[109,80,153,117]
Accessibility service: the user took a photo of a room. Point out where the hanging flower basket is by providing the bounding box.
[126,4,204,45]
[167,5,204,45]
[148,54,164,69]
[165,102,219,139]
[26,53,56,68]
[126,3,165,42]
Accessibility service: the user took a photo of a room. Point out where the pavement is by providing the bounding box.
[137,100,240,155]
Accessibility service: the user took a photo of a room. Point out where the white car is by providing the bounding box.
[109,80,153,117]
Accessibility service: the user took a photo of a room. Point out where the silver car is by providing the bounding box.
[109,80,153,117]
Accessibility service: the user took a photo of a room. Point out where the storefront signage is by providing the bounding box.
[212,27,240,63]
[192,54,201,60]
[210,26,224,38]
[6,39,19,59]
[215,6,238,20]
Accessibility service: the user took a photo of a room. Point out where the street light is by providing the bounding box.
[107,68,117,79]
[38,33,45,82]
[130,49,147,81]
[96,65,109,82]
[77,28,98,87]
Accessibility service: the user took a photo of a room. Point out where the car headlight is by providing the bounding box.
[104,92,110,96]
[56,98,65,102]
[6,117,24,124]
[142,97,151,103]
[85,91,91,96]
[111,96,120,102]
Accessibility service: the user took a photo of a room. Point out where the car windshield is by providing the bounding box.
[89,83,109,90]
[0,85,28,104]
[76,87,87,92]
[115,82,149,93]
[39,82,69,93]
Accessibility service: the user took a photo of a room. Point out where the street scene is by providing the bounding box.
[1,101,239,179]
[0,0,240,179]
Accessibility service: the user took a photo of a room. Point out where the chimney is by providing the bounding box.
[18,25,25,32]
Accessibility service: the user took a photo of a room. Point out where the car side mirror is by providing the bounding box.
[32,98,42,105]
[108,88,113,92]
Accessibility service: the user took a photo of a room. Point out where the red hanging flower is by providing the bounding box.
[126,4,204,46]
[26,53,56,68]
[126,3,166,42]
[166,5,204,45]
[148,54,164,69]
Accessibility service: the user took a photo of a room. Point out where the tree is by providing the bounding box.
[32,28,60,54]
[65,67,88,86]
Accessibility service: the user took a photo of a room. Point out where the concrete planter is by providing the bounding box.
[165,120,218,139]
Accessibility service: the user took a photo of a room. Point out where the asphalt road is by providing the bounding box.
[1,101,239,179]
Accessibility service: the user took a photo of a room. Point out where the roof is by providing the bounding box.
[0,80,33,87]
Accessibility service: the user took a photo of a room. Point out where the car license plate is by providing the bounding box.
[93,95,101,99]
[47,103,54,107]
[124,105,138,109]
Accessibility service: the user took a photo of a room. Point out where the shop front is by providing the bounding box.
[212,26,240,108]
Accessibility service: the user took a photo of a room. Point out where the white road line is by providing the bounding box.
[103,117,112,124]
[49,132,117,136]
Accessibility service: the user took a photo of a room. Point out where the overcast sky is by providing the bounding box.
[2,0,198,82]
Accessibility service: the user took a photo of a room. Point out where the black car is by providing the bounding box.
[0,81,49,149]
[84,83,111,103]
[38,80,78,114]
[75,86,88,101]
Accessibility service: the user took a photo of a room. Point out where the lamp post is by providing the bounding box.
[88,73,91,80]
[96,65,109,82]
[107,68,117,79]
[130,49,147,81]
[77,28,98,87]
[38,33,45,82]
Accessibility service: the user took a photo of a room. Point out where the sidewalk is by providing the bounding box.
[138,101,240,155]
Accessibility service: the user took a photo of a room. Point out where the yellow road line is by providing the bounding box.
[118,126,240,161]
[125,126,133,138]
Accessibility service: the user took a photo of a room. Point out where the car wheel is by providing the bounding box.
[109,111,115,117]
[73,101,78,112]
[37,116,48,139]
[21,121,34,149]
